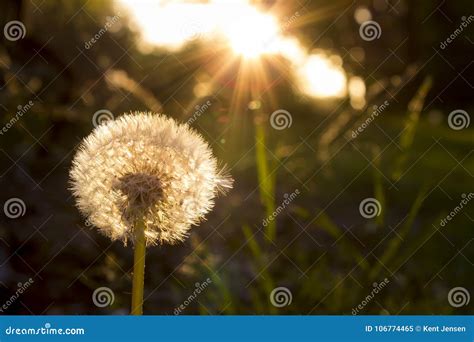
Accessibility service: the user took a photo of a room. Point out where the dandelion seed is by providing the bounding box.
[69,112,232,246]
[70,112,232,314]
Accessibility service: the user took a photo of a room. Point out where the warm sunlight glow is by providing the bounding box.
[297,54,347,98]
[116,0,280,56]
[221,9,280,58]
[117,0,350,99]
[348,76,367,109]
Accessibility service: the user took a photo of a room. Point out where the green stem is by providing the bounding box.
[131,219,146,315]
[255,122,276,242]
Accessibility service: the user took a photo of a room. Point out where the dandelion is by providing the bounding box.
[69,112,232,314]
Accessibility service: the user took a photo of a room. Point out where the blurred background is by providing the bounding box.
[0,0,472,314]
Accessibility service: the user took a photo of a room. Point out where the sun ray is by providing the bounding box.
[116,0,352,112]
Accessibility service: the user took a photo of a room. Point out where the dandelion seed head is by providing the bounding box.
[70,112,232,245]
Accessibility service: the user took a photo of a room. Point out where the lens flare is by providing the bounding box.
[296,54,347,98]
[117,0,350,99]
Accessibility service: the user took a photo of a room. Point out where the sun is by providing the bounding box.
[219,7,281,59]
[116,0,350,99]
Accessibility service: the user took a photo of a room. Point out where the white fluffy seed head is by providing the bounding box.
[69,112,232,246]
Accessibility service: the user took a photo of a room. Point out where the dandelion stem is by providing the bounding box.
[131,219,146,315]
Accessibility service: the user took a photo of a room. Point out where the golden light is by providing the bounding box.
[116,0,351,99]
[297,54,347,98]
[348,76,367,109]
[220,9,281,58]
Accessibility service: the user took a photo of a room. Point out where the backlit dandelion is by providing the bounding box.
[69,112,232,314]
